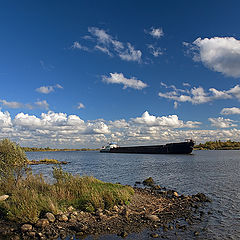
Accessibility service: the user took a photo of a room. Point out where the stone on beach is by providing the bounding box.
[57,214,68,222]
[150,233,159,238]
[0,195,9,201]
[35,219,49,228]
[21,224,33,232]
[45,212,55,223]
[173,191,179,197]
[146,214,160,222]
[143,177,155,186]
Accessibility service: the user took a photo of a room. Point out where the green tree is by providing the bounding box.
[0,139,28,189]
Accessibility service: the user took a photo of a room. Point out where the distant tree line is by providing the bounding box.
[194,140,240,150]
[21,147,99,152]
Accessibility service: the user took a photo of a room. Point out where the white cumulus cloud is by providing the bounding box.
[36,86,54,94]
[159,86,210,104]
[102,73,147,90]
[131,111,201,128]
[0,99,51,110]
[147,44,163,57]
[158,84,240,106]
[145,27,164,39]
[77,103,85,109]
[34,100,49,110]
[118,43,142,62]
[208,117,237,128]
[36,84,63,94]
[1,110,240,148]
[14,113,42,128]
[189,37,240,77]
[0,99,23,109]
[0,110,12,127]
[221,107,240,115]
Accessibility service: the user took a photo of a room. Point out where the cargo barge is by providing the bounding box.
[100,139,194,154]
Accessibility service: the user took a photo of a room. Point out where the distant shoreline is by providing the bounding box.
[23,140,240,152]
[194,140,240,150]
[194,148,240,150]
[22,147,100,152]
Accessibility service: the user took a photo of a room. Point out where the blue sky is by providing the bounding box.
[1,0,240,147]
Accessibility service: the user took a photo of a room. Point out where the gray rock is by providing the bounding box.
[35,219,49,228]
[169,225,174,230]
[76,232,84,236]
[21,224,33,232]
[194,193,211,202]
[0,195,9,201]
[122,208,130,218]
[163,225,168,231]
[143,177,154,186]
[95,208,103,216]
[45,212,55,223]
[27,231,36,237]
[146,214,160,222]
[72,211,78,216]
[113,205,119,212]
[68,217,77,223]
[173,191,179,197]
[194,231,200,236]
[10,235,20,240]
[82,225,88,231]
[150,233,159,238]
[68,214,77,223]
[59,229,66,239]
[58,214,68,222]
[68,206,74,212]
[120,231,128,238]
[154,185,161,190]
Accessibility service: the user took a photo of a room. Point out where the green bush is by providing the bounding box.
[0,139,28,191]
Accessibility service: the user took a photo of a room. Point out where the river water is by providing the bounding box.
[27,150,240,240]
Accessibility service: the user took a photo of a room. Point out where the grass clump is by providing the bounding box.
[52,166,134,211]
[0,172,60,223]
[0,139,134,223]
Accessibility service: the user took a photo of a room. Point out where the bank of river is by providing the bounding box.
[0,184,210,239]
[25,150,240,239]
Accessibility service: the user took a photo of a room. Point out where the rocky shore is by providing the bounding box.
[0,180,211,240]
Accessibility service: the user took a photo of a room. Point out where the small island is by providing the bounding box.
[28,158,68,165]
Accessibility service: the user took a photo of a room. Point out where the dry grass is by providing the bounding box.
[0,167,134,223]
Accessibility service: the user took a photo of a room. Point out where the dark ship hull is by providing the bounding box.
[100,140,194,154]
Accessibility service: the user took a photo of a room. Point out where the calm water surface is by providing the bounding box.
[27,150,240,240]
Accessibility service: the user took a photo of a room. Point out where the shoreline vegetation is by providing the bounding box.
[194,140,240,150]
[0,139,211,239]
[22,147,99,152]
